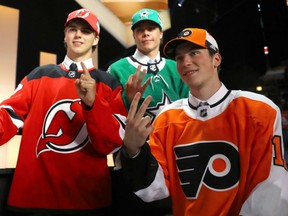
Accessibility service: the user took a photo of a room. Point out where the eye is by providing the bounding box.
[175,55,184,62]
[191,51,197,56]
[148,26,156,31]
[135,27,143,33]
[81,29,93,34]
[68,27,77,32]
[189,50,200,56]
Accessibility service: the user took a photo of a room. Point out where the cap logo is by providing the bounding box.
[75,9,90,19]
[139,10,151,19]
[178,29,192,38]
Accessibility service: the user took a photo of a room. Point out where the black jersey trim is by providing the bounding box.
[129,56,163,66]
[188,90,232,110]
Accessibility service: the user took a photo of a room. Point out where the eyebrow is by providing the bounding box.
[67,24,94,31]
[175,46,196,55]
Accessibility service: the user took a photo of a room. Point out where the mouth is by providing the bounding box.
[184,69,198,76]
[142,40,152,43]
[73,41,83,46]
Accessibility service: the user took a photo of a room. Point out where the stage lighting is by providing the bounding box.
[178,0,185,7]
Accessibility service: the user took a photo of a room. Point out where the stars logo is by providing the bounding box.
[145,92,172,122]
[139,10,151,19]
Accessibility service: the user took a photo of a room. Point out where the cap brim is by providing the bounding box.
[164,38,215,59]
[65,18,99,35]
[163,38,201,59]
[131,20,162,30]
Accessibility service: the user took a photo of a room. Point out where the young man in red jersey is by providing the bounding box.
[0,9,129,216]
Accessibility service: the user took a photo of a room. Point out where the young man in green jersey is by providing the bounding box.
[107,8,189,122]
[108,8,189,216]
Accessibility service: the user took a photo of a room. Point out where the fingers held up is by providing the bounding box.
[123,93,153,155]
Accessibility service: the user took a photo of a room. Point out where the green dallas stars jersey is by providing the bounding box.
[107,55,189,122]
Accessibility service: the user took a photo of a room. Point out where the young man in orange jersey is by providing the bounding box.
[118,28,288,215]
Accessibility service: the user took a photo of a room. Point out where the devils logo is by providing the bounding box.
[36,99,89,157]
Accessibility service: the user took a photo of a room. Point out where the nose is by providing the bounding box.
[75,29,82,37]
[182,54,192,66]
[143,29,150,36]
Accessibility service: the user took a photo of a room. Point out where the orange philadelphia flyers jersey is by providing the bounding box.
[121,84,288,216]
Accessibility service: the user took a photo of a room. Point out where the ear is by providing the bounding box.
[160,31,163,40]
[64,29,68,42]
[132,31,136,40]
[214,53,222,67]
[93,35,100,46]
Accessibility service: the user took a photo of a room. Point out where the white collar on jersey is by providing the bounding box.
[132,49,161,65]
[62,56,94,71]
[188,83,229,109]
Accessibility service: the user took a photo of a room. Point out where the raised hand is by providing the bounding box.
[125,65,151,102]
[75,62,96,107]
[123,92,153,157]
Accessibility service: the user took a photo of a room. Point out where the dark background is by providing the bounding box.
[1,0,288,92]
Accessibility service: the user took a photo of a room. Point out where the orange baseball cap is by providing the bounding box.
[65,9,100,35]
[163,28,218,58]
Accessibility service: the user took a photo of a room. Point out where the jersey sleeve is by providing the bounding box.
[0,107,20,145]
[240,102,288,215]
[83,70,127,155]
[0,77,30,145]
[107,63,131,111]
[120,143,169,202]
[82,94,126,155]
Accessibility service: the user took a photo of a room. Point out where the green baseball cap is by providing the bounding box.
[131,8,163,30]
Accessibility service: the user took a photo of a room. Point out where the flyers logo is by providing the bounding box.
[36,99,89,157]
[174,141,240,199]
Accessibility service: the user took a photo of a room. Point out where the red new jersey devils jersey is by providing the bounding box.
[0,63,126,213]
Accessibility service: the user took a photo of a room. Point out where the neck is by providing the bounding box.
[190,81,222,101]
[67,51,92,62]
[138,49,159,60]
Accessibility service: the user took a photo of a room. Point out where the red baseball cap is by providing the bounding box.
[65,9,100,35]
[163,28,218,58]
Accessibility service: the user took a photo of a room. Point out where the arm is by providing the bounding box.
[0,76,32,145]
[240,103,288,215]
[124,65,151,106]
[74,62,96,108]
[0,107,20,145]
[75,62,127,154]
[120,93,169,202]
[109,63,151,111]
[82,97,126,155]
[122,92,153,157]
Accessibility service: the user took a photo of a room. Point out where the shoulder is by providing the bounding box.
[27,64,63,81]
[156,98,188,118]
[163,58,176,65]
[231,90,279,112]
[90,69,121,89]
[107,57,130,74]
[110,57,129,68]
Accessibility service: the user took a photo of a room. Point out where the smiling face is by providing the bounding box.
[133,21,163,58]
[64,19,99,62]
[175,42,222,99]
